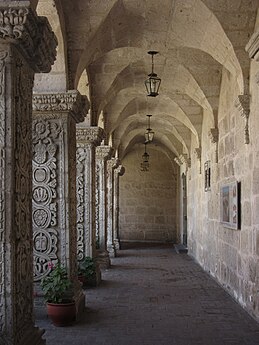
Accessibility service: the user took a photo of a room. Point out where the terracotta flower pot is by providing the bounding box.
[47,301,76,327]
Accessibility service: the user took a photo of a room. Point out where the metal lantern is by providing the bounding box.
[145,51,161,97]
[142,143,150,162]
[145,114,154,143]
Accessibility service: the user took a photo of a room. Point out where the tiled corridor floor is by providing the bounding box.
[36,243,259,345]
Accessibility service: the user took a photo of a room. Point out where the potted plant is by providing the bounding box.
[41,262,76,327]
[78,256,99,287]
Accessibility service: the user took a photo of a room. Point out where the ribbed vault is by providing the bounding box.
[36,0,258,165]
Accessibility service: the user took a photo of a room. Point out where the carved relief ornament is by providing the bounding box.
[96,146,114,161]
[76,127,104,146]
[33,91,89,123]
[234,94,250,144]
[208,128,219,144]
[0,3,57,72]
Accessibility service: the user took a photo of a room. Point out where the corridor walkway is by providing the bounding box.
[36,243,259,345]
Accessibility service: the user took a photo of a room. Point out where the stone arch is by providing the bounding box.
[34,0,68,92]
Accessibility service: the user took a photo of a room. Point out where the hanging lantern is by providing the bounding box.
[145,114,155,143]
[145,51,161,97]
[142,142,150,162]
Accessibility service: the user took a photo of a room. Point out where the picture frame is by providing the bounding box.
[220,181,240,229]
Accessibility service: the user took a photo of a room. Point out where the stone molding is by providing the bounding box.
[235,94,250,144]
[33,91,89,123]
[76,126,104,146]
[96,145,114,161]
[245,30,259,61]
[0,2,57,72]
[208,128,219,144]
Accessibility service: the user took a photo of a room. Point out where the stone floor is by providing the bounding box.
[35,243,259,345]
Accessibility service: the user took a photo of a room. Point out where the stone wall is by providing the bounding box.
[119,147,178,243]
[186,39,259,321]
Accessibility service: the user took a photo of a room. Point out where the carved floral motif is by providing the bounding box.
[32,119,62,281]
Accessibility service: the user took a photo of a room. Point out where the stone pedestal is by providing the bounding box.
[107,158,119,258]
[95,146,113,268]
[76,127,104,260]
[32,91,88,318]
[113,165,125,250]
[0,3,57,345]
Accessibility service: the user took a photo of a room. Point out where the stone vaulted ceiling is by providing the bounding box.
[34,0,258,161]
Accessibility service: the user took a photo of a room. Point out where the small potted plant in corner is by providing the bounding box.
[41,262,76,327]
[78,256,101,288]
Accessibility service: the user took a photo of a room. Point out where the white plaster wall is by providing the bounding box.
[119,147,178,242]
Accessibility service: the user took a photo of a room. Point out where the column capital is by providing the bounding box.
[174,156,182,166]
[76,126,104,146]
[194,148,201,160]
[32,91,89,123]
[107,157,120,171]
[234,94,250,118]
[179,154,191,168]
[234,94,250,144]
[208,128,219,143]
[0,2,57,72]
[96,145,114,161]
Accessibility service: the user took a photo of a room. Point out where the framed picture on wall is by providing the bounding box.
[220,181,240,229]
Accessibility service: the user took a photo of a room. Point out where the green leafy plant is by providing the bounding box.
[78,257,96,279]
[41,263,73,304]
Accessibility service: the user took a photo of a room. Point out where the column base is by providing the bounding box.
[73,282,85,321]
[6,326,46,345]
[114,238,121,250]
[96,249,111,269]
[107,243,116,258]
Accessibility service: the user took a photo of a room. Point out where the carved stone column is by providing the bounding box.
[95,146,113,267]
[113,165,125,250]
[32,91,88,317]
[0,3,57,345]
[107,158,119,258]
[76,127,104,260]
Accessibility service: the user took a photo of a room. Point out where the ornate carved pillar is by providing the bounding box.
[113,165,125,250]
[76,126,104,260]
[95,146,113,267]
[32,91,88,316]
[0,3,57,345]
[107,158,119,258]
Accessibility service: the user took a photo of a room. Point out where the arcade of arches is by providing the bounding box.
[1,0,259,344]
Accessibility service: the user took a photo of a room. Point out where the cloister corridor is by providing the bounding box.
[35,243,259,345]
[3,1,259,344]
